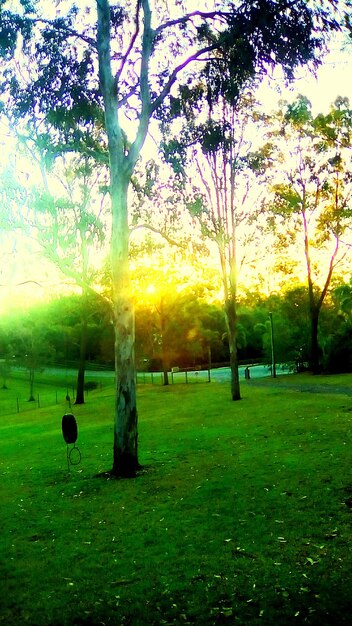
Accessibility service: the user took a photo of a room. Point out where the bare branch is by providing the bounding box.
[116,1,141,80]
[0,280,42,288]
[126,0,154,173]
[29,16,96,47]
[129,223,187,248]
[154,10,231,36]
[151,43,219,115]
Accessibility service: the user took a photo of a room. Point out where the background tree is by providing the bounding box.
[1,0,348,475]
[0,352,12,389]
[2,311,55,401]
[252,287,311,370]
[132,242,222,378]
[264,96,352,373]
[162,91,271,399]
[3,147,108,402]
[325,276,352,372]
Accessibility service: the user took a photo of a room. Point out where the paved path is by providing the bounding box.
[210,364,288,382]
[210,366,351,396]
[245,377,352,396]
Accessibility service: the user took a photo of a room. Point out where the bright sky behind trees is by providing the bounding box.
[0,26,351,314]
[257,33,352,113]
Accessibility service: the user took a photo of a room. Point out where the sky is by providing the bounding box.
[257,36,352,115]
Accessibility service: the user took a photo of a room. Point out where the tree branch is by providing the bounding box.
[154,10,231,36]
[126,0,154,173]
[150,44,219,115]
[318,235,341,308]
[129,223,187,248]
[116,0,141,81]
[0,280,43,288]
[29,16,96,47]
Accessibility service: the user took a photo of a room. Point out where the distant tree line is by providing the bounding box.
[1,277,351,380]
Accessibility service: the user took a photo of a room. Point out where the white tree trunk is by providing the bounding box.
[110,176,139,476]
[97,0,140,476]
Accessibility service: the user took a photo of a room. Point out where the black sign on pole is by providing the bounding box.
[62,413,78,444]
[62,413,81,472]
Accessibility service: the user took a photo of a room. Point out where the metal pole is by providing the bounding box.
[269,312,277,378]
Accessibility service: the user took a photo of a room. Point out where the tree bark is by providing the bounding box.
[110,175,140,477]
[28,367,35,402]
[74,313,87,405]
[309,306,321,374]
[160,299,169,385]
[97,0,140,477]
[225,298,241,401]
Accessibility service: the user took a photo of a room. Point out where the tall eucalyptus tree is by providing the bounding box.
[161,90,272,400]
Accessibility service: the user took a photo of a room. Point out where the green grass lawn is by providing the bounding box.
[1,374,352,625]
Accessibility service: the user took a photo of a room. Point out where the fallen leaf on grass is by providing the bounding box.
[306,557,319,566]
[110,579,136,586]
[325,528,338,538]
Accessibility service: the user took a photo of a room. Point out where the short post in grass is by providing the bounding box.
[62,413,81,473]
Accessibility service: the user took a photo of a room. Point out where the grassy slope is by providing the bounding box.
[1,375,352,625]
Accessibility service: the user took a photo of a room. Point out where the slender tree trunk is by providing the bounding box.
[162,367,169,386]
[28,367,35,402]
[160,302,169,385]
[303,207,322,375]
[310,306,321,374]
[218,241,241,401]
[111,177,139,477]
[74,314,88,405]
[225,298,241,400]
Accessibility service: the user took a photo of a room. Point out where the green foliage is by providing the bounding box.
[271,184,302,216]
[284,95,312,127]
[2,276,352,375]
[0,354,12,388]
[245,142,275,173]
[334,278,352,319]
[160,137,187,177]
[0,294,113,369]
[322,278,352,373]
[186,195,207,218]
[263,95,352,371]
[323,326,352,373]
